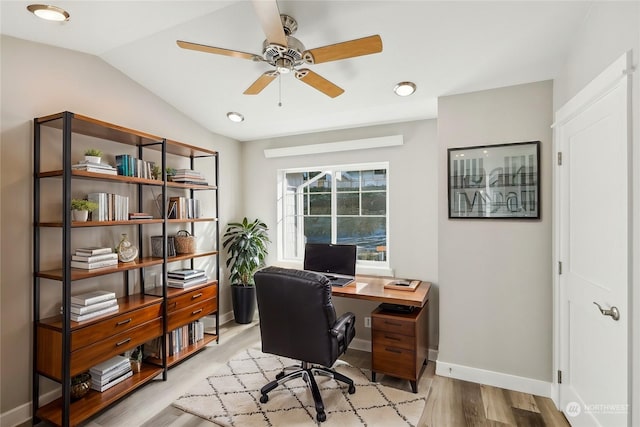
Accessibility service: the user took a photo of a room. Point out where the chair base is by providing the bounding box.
[259,361,356,423]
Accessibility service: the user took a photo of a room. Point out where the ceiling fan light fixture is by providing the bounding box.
[227,112,244,123]
[394,81,416,97]
[27,4,70,21]
[275,58,292,74]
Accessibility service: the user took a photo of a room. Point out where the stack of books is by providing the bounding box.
[171,169,208,185]
[64,290,118,322]
[71,160,117,175]
[71,247,118,270]
[89,355,132,392]
[167,269,207,288]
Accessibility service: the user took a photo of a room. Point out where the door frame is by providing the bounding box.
[551,51,635,423]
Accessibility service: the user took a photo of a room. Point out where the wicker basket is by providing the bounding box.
[174,230,196,254]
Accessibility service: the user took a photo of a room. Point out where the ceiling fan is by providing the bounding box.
[176,0,383,98]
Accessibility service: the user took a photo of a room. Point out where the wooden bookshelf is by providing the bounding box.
[33,111,221,426]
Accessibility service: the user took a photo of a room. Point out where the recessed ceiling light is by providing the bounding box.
[227,112,244,123]
[394,81,416,97]
[27,4,70,21]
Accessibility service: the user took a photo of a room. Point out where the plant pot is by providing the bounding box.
[84,155,101,164]
[72,210,88,222]
[231,285,256,324]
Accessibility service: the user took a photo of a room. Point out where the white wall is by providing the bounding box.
[241,120,439,345]
[553,2,640,423]
[437,80,553,395]
[0,35,242,420]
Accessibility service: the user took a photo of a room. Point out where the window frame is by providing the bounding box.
[277,162,390,273]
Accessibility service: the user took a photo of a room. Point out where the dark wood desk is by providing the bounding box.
[332,275,431,393]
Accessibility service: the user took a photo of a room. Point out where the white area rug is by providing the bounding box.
[172,347,426,426]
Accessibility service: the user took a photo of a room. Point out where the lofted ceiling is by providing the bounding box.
[1,1,592,141]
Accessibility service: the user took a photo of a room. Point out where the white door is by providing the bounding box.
[555,53,631,426]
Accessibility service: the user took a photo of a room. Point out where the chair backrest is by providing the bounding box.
[254,266,339,367]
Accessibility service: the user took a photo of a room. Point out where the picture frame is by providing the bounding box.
[448,141,540,219]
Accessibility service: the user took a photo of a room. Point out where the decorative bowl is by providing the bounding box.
[70,372,91,400]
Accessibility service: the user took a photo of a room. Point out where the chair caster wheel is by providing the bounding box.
[316,411,326,422]
[348,385,356,394]
[276,371,284,380]
[260,394,269,404]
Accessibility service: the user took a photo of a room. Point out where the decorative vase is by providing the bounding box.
[117,233,138,262]
[231,285,256,324]
[72,210,88,222]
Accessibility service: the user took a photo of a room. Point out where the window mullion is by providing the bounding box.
[331,170,337,243]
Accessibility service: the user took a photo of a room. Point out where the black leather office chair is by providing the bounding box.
[254,266,357,422]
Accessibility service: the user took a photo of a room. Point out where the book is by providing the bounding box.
[167,276,208,288]
[71,166,118,175]
[70,290,116,306]
[91,369,133,392]
[129,212,153,220]
[75,247,113,256]
[60,299,118,315]
[71,253,118,263]
[91,363,131,385]
[167,269,206,279]
[90,355,130,375]
[71,304,118,322]
[71,259,118,269]
[73,160,116,170]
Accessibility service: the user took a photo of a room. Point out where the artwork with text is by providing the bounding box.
[448,141,540,219]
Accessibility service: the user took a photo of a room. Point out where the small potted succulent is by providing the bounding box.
[165,167,176,181]
[71,199,98,222]
[84,148,103,164]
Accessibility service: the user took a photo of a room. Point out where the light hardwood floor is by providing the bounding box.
[32,320,569,427]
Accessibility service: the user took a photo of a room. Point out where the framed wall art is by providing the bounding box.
[448,141,540,219]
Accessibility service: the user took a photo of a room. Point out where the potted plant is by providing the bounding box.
[165,167,176,181]
[129,346,143,373]
[151,164,161,180]
[71,199,98,222]
[222,217,270,324]
[84,148,103,164]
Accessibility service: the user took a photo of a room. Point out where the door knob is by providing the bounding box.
[593,302,620,321]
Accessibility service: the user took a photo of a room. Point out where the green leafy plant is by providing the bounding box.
[71,199,98,211]
[84,148,103,157]
[222,218,270,286]
[165,167,176,176]
[151,164,161,180]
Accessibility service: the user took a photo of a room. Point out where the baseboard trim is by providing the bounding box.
[1,388,60,427]
[435,360,552,398]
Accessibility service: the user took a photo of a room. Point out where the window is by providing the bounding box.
[279,163,389,268]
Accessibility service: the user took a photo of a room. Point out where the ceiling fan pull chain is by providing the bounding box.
[278,73,283,107]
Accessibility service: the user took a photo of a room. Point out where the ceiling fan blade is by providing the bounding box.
[295,69,344,98]
[177,40,259,61]
[244,72,278,95]
[251,0,287,47]
[303,35,383,64]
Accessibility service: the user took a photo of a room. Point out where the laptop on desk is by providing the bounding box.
[303,243,357,287]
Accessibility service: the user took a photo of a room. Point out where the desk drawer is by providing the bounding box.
[373,329,414,351]
[167,298,217,331]
[72,303,162,351]
[372,315,415,337]
[371,344,415,380]
[166,284,217,313]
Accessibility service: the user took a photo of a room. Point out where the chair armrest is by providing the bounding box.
[331,312,355,336]
[331,312,356,353]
